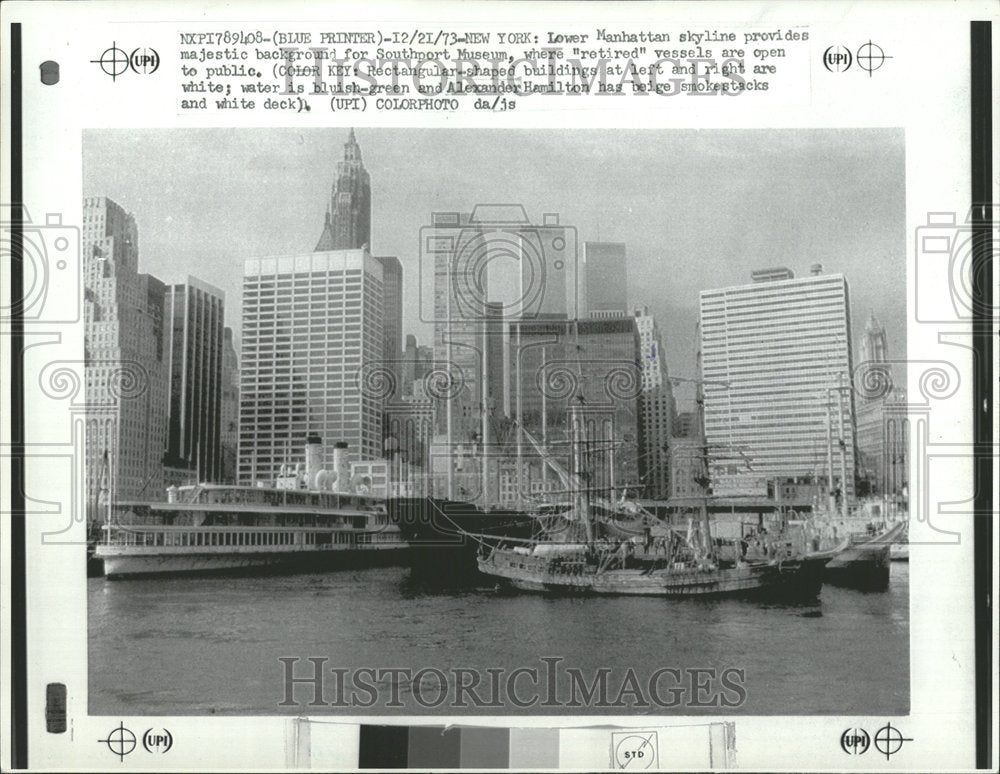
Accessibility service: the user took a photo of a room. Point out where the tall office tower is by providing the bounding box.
[699,266,856,498]
[220,327,240,483]
[163,277,225,484]
[401,334,434,396]
[375,255,403,392]
[83,196,168,508]
[509,316,642,496]
[859,310,889,375]
[238,250,385,483]
[428,207,578,439]
[402,334,419,395]
[429,211,487,448]
[314,129,371,251]
[583,242,628,319]
[856,388,908,497]
[634,306,674,499]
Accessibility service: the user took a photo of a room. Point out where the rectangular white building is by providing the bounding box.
[238,250,385,483]
[699,267,856,497]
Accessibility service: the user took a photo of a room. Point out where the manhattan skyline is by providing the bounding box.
[83,127,906,404]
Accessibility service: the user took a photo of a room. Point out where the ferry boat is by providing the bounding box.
[95,439,408,579]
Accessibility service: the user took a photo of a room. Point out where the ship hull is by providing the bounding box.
[479,551,832,599]
[824,520,906,589]
[387,497,536,575]
[99,544,408,580]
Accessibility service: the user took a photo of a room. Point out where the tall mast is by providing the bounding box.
[570,318,593,542]
[836,375,849,519]
[825,387,836,515]
[445,257,454,500]
[515,325,523,505]
[699,438,714,560]
[481,315,489,510]
[540,344,547,494]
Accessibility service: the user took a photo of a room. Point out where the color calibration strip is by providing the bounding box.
[358,726,559,769]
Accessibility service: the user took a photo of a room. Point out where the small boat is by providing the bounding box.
[817,510,907,589]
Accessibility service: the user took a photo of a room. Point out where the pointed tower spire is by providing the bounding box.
[314,208,335,252]
[314,128,371,251]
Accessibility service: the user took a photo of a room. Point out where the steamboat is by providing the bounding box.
[95,437,407,579]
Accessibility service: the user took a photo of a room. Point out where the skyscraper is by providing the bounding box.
[856,389,908,497]
[428,207,578,442]
[699,266,856,497]
[220,327,240,483]
[83,196,168,507]
[375,255,403,392]
[429,211,488,448]
[854,310,905,496]
[509,316,642,496]
[634,306,674,499]
[238,249,385,482]
[163,277,226,483]
[859,311,889,373]
[583,242,628,318]
[314,129,371,251]
[401,334,433,396]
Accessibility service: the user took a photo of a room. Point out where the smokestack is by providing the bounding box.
[305,434,323,488]
[332,442,351,493]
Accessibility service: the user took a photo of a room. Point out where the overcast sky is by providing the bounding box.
[83,127,906,408]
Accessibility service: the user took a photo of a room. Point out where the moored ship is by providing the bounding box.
[475,401,843,598]
[96,438,407,579]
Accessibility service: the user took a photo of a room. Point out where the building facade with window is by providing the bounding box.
[699,267,856,497]
[238,250,385,483]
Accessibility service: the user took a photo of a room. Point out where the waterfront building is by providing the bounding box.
[383,391,434,496]
[163,277,225,483]
[634,306,674,499]
[83,196,168,507]
[699,265,856,497]
[314,129,371,252]
[238,249,385,483]
[669,436,704,501]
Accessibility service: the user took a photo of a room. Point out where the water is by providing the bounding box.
[88,563,908,716]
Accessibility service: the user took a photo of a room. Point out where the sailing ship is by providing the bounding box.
[475,391,842,599]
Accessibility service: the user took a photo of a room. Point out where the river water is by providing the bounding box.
[88,562,908,716]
